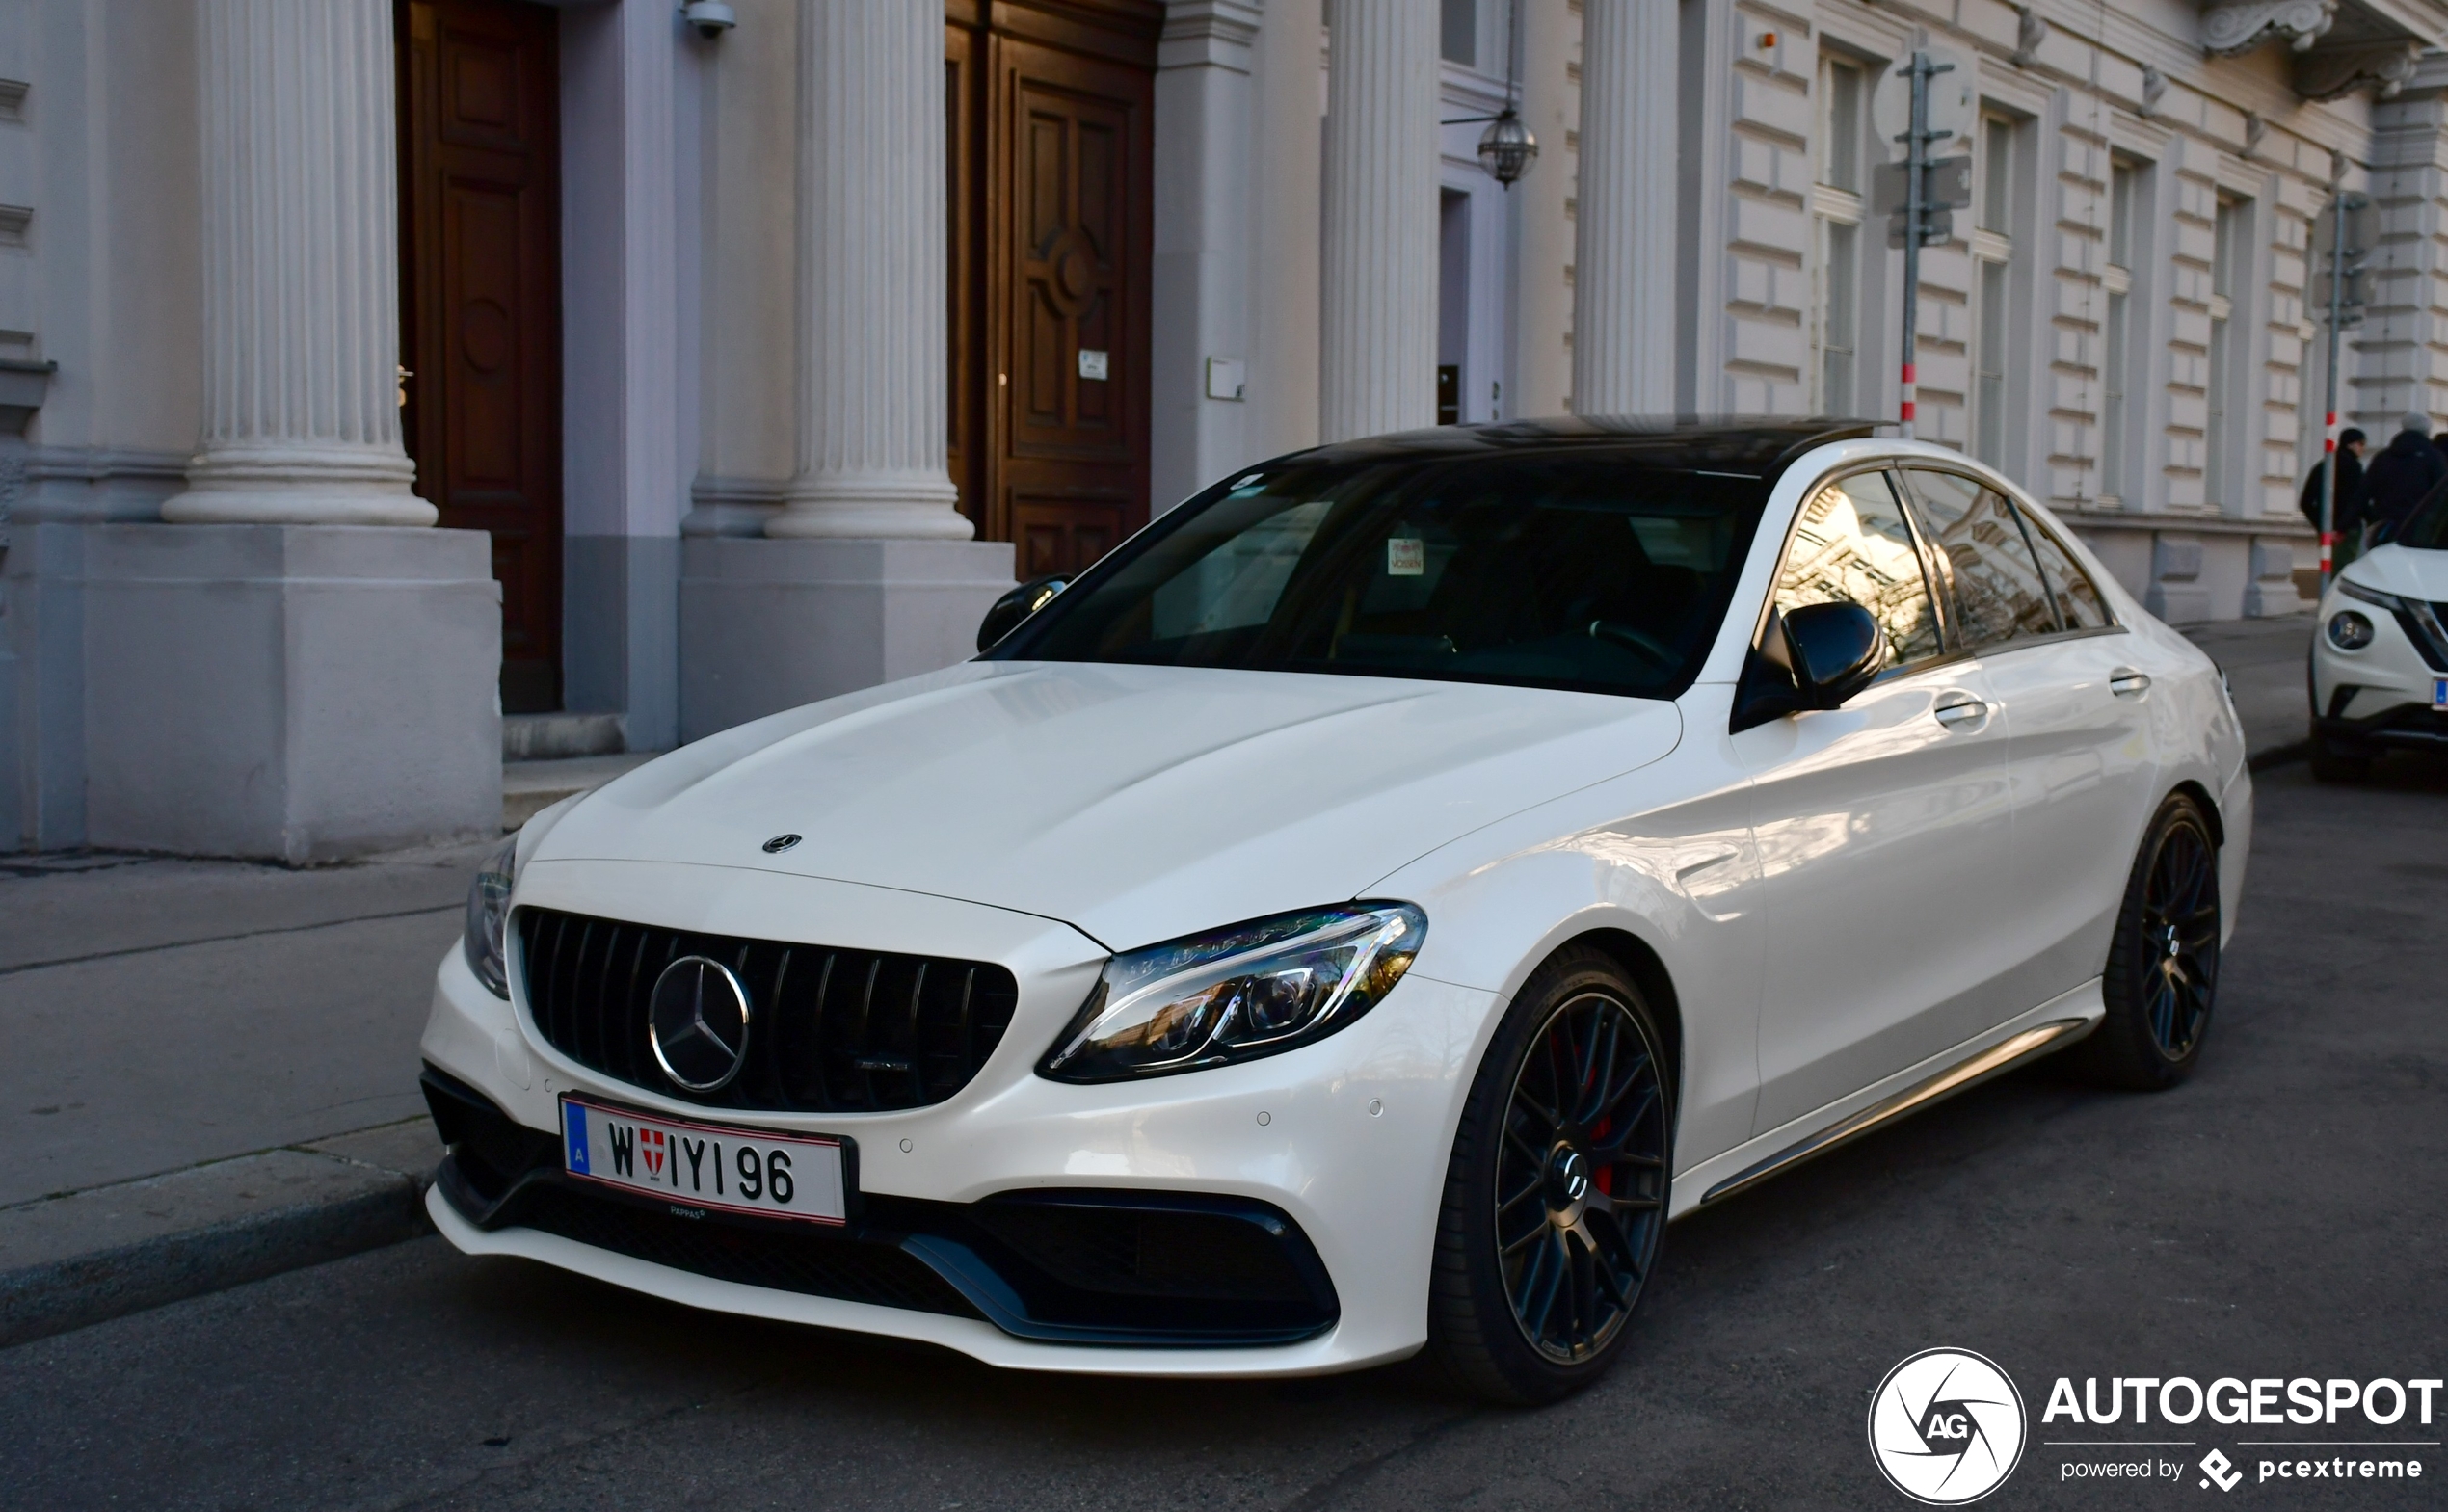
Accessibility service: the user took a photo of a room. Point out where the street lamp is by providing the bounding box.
[1449,0,1536,190]
[1476,108,1537,188]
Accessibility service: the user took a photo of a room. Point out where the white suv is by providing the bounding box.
[2308,493,2448,782]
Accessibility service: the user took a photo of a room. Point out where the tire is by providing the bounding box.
[2067,793,2222,1091]
[2307,729,2371,783]
[1425,946,1673,1405]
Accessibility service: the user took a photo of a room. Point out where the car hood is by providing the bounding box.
[533,661,1682,950]
[2346,543,2448,602]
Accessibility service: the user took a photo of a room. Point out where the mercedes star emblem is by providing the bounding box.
[647,955,753,1093]
[762,834,801,854]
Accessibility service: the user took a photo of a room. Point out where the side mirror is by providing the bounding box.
[1779,600,1885,709]
[976,574,1070,652]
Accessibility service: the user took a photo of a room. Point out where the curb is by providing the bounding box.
[0,1177,431,1350]
[0,1123,441,1351]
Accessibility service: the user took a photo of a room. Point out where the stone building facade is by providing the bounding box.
[2,0,2445,858]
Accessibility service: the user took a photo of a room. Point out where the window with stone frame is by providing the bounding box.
[2101,156,2139,505]
[2206,194,2247,510]
[1814,55,1869,416]
[1970,114,2020,467]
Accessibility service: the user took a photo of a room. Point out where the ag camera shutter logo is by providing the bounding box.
[1868,1348,2029,1504]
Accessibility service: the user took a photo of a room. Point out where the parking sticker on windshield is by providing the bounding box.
[1387,539,1424,576]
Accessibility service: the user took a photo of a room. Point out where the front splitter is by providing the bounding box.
[424,1184,1412,1379]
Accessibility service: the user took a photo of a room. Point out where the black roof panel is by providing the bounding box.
[1287,414,1884,478]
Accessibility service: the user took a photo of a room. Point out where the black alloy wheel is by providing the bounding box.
[1427,947,1671,1404]
[2069,793,2222,1090]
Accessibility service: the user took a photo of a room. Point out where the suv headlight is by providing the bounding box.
[2337,577,2405,613]
[463,834,519,998]
[2338,576,2448,660]
[1039,903,1426,1083]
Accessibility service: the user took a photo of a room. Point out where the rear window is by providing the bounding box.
[985,451,1774,700]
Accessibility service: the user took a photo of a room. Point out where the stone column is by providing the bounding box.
[1572,0,1680,416]
[768,0,971,540]
[1319,0,1438,442]
[679,0,1013,740]
[1246,0,1324,461]
[162,0,430,525]
[83,0,497,861]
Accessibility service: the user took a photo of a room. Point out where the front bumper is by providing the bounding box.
[2311,703,2448,756]
[2310,583,2448,737]
[419,891,1503,1376]
[424,1063,1342,1349]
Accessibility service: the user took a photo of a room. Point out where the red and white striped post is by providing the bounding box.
[2320,409,2338,580]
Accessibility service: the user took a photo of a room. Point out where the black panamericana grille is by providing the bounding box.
[516,907,1020,1113]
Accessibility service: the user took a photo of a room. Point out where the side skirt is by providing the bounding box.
[1669,980,2105,1217]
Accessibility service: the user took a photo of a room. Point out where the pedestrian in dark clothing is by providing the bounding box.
[2300,427,2366,540]
[2359,412,2447,541]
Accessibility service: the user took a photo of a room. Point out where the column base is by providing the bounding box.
[2243,536,2309,618]
[81,524,502,862]
[2145,534,2212,624]
[161,445,436,527]
[679,537,1016,742]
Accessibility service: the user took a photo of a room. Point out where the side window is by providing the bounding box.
[1772,470,1944,667]
[1898,469,2059,650]
[2016,510,2112,629]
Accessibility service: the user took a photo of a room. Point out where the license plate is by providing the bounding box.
[560,1095,847,1225]
[2435,677,2447,712]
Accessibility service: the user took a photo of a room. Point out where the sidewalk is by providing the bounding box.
[0,616,2322,1348]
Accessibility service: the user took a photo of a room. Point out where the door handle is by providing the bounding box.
[2109,669,2151,698]
[1932,693,1989,729]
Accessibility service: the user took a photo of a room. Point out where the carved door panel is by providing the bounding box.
[397,0,564,713]
[984,32,1152,575]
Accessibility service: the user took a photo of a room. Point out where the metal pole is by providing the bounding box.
[2320,186,2347,591]
[1898,53,1928,439]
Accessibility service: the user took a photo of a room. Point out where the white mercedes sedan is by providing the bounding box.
[420,420,2248,1405]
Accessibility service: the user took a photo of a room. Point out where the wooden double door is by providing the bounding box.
[946,2,1157,579]
[396,0,564,713]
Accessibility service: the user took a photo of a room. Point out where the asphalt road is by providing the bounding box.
[5,758,2443,1511]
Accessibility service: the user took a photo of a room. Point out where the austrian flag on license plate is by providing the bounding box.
[560,1095,848,1224]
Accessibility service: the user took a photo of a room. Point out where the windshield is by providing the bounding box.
[2396,481,2448,550]
[986,450,1773,699]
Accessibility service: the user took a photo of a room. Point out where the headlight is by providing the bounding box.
[2337,577,2405,613]
[1039,903,1426,1083]
[2328,610,2375,650]
[2338,576,2448,660]
[463,834,519,998]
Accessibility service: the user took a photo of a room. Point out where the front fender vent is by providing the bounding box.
[515,907,1019,1113]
